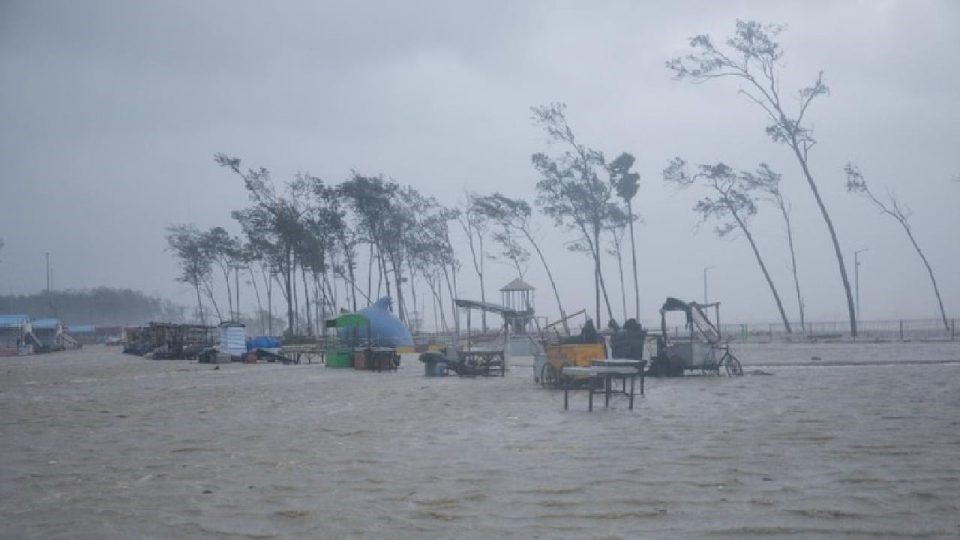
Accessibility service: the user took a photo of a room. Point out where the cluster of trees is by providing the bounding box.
[168,158,465,337]
[168,128,645,336]
[0,287,183,325]
[165,20,951,337]
[665,20,950,337]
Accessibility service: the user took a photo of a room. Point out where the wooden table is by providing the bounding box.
[457,350,506,376]
[281,345,325,364]
[560,366,641,411]
[590,359,646,396]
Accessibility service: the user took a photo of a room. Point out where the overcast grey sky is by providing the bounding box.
[1,0,958,325]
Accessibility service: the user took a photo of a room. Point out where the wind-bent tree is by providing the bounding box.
[742,164,806,331]
[531,102,617,327]
[166,224,217,325]
[457,192,490,332]
[473,195,530,279]
[204,227,243,321]
[668,19,857,336]
[607,152,642,320]
[472,193,569,334]
[665,158,793,333]
[605,205,630,323]
[846,164,950,331]
[339,173,399,310]
[216,154,309,334]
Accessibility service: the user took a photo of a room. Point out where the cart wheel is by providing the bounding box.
[540,363,558,389]
[722,353,744,377]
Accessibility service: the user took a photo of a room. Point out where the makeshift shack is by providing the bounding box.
[0,315,34,356]
[218,322,247,359]
[32,318,64,351]
[124,322,214,359]
[325,313,370,368]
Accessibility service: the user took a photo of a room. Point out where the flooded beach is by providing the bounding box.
[2,344,959,538]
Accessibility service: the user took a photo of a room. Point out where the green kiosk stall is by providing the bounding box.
[324,313,370,368]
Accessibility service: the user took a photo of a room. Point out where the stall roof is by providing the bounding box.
[500,278,535,292]
[67,325,96,334]
[325,313,368,329]
[0,315,30,328]
[32,318,62,330]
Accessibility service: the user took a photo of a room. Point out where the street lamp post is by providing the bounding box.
[854,248,869,320]
[703,265,717,305]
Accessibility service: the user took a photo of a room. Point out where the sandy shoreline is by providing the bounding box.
[2,344,959,538]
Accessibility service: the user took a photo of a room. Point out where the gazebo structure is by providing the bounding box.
[499,278,535,334]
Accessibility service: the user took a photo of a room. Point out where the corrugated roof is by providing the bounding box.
[67,325,96,333]
[0,315,30,328]
[32,318,62,330]
[500,278,535,291]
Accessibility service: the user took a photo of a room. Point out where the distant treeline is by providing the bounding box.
[0,287,184,326]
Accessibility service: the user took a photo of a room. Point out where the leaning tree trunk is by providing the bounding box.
[730,208,793,334]
[779,204,806,332]
[301,265,312,336]
[284,248,294,334]
[900,221,950,332]
[790,143,857,337]
[627,199,641,321]
[521,227,569,335]
[592,225,615,326]
[194,284,206,326]
[612,233,627,322]
[441,263,459,336]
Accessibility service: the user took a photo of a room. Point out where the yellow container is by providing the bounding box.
[546,343,606,369]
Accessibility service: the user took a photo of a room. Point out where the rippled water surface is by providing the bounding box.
[2,344,959,538]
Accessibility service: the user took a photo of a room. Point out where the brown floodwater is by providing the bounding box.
[1,344,959,538]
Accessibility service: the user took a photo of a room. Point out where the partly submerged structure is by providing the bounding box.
[357,297,413,351]
[0,315,34,356]
[499,278,536,334]
[31,318,64,350]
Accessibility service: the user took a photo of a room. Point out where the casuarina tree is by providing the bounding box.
[667,20,857,336]
[846,164,950,332]
[607,153,642,320]
[741,164,806,331]
[531,102,618,327]
[665,158,793,333]
[472,192,570,334]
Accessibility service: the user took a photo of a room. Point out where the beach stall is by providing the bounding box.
[218,322,247,360]
[324,313,370,368]
[324,299,409,370]
[31,318,64,351]
[0,315,34,356]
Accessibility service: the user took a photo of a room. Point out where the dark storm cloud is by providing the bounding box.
[1,0,958,323]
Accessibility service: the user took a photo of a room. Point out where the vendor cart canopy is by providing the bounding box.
[331,298,413,348]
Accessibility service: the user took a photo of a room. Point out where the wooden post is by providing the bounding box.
[899,320,904,342]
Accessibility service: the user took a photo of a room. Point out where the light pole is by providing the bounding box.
[45,252,50,294]
[854,248,868,319]
[703,265,717,304]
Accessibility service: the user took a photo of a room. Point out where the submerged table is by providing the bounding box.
[590,359,646,397]
[281,345,325,364]
[457,350,506,376]
[560,365,641,411]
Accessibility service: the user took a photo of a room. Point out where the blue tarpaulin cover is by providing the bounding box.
[352,297,413,347]
[247,336,282,351]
